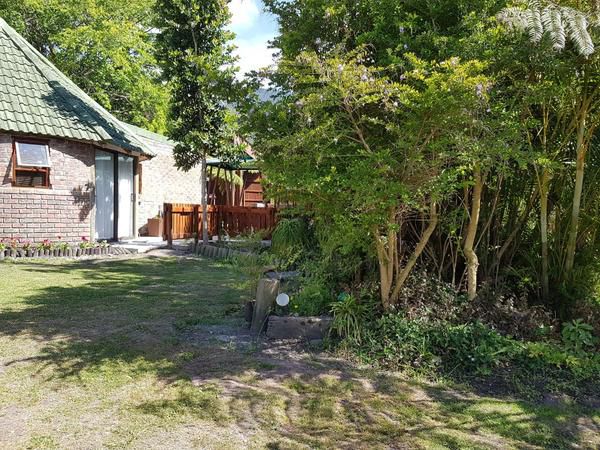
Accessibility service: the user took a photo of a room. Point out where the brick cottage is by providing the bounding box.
[0,17,202,243]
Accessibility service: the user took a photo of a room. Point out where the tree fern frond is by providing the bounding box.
[562,7,595,57]
[498,1,596,57]
[529,8,544,43]
[497,7,531,31]
[542,7,566,51]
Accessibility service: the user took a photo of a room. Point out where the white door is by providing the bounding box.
[118,155,134,238]
[95,150,115,240]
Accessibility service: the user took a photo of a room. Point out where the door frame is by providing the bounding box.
[95,148,137,241]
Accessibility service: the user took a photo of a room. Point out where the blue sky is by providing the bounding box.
[228,0,279,79]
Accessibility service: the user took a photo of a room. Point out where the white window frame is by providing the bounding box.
[15,141,51,167]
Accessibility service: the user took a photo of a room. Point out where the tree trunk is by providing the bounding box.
[391,201,438,302]
[463,167,483,300]
[201,155,209,244]
[374,222,396,311]
[375,202,439,310]
[212,166,221,205]
[540,169,550,302]
[565,113,587,274]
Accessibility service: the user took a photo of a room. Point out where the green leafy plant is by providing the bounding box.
[361,315,518,375]
[79,237,94,250]
[561,319,597,354]
[330,295,368,344]
[291,277,332,316]
[38,239,53,251]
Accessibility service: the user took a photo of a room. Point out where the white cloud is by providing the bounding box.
[233,38,275,79]
[229,0,260,31]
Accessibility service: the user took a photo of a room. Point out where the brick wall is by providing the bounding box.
[136,136,202,235]
[0,134,95,243]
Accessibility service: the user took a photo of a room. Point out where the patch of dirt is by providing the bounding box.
[183,323,350,382]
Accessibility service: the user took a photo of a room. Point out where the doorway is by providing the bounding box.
[95,150,135,240]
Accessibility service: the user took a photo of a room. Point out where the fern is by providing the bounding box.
[563,7,595,56]
[542,6,566,50]
[499,1,597,57]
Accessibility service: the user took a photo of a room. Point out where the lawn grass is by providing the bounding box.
[0,256,598,449]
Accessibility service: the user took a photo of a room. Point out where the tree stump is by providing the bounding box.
[251,278,279,333]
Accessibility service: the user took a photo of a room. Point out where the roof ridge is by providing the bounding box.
[0,17,154,157]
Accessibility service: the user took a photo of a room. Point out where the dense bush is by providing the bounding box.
[395,271,558,341]
[346,313,600,400]
[357,316,517,375]
[463,286,558,341]
[290,276,333,316]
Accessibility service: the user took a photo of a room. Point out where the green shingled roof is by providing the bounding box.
[120,121,176,147]
[0,17,154,158]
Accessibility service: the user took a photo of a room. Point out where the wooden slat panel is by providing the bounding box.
[164,203,277,242]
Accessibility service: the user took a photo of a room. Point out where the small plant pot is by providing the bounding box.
[147,217,163,237]
[10,249,17,258]
[0,250,4,260]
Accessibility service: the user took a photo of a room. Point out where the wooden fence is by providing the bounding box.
[163,203,277,244]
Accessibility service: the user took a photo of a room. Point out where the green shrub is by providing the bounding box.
[290,277,332,316]
[359,315,517,375]
[361,316,438,371]
[330,295,369,344]
[352,314,600,382]
[561,319,597,354]
[271,218,309,254]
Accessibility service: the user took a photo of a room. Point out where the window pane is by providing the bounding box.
[16,142,50,167]
[15,170,47,187]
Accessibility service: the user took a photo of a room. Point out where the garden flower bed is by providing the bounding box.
[0,237,130,259]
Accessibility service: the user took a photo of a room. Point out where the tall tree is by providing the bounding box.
[0,0,170,132]
[155,0,237,244]
[500,0,600,284]
[247,49,496,309]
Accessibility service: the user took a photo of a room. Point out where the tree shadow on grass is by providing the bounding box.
[0,257,247,382]
[137,335,600,449]
[0,257,598,449]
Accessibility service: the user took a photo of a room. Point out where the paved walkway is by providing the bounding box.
[113,237,194,254]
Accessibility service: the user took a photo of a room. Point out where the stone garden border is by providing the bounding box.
[193,243,244,259]
[0,245,131,260]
